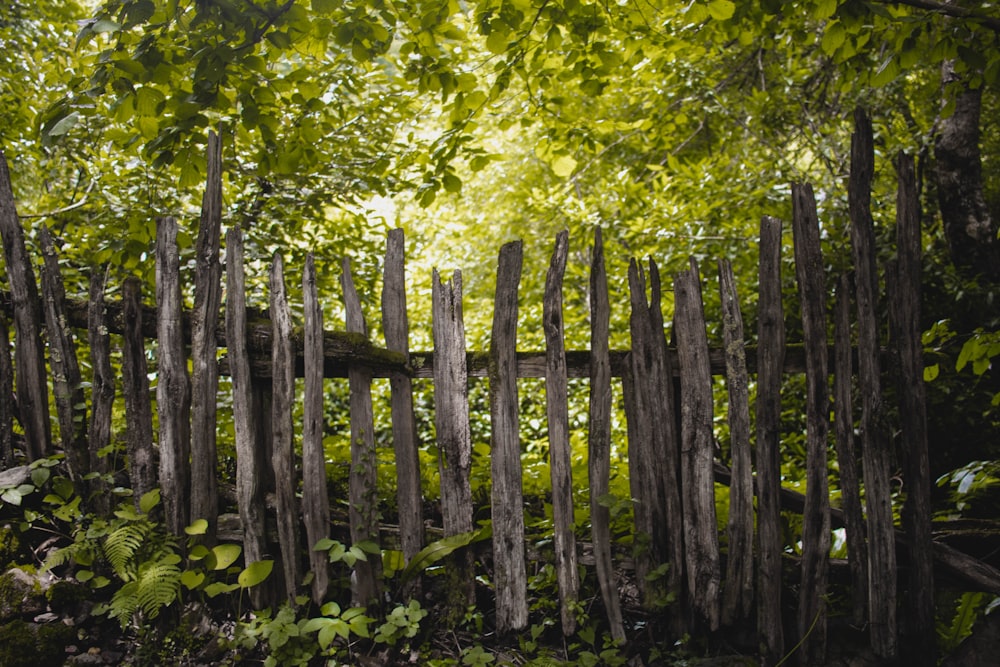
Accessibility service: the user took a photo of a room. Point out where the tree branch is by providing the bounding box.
[870,0,1000,32]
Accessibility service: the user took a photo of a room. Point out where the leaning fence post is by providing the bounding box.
[0,151,50,461]
[121,277,156,509]
[792,183,831,664]
[0,312,12,467]
[87,266,113,515]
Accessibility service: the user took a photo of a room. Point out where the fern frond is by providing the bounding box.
[108,580,140,628]
[938,591,984,652]
[134,556,181,620]
[103,520,151,580]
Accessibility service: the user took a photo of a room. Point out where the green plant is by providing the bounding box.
[301,600,373,654]
[237,604,319,667]
[374,598,427,646]
[461,644,495,666]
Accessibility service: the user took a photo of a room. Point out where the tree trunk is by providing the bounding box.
[935,70,1000,281]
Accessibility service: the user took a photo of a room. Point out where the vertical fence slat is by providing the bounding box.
[302,254,330,605]
[647,259,686,634]
[382,229,424,579]
[543,230,578,636]
[0,312,12,467]
[156,216,190,535]
[226,227,269,609]
[490,240,528,634]
[849,108,897,661]
[892,152,935,665]
[756,215,786,661]
[39,225,89,497]
[121,277,156,509]
[792,183,831,664]
[624,261,665,599]
[834,273,868,626]
[0,151,50,461]
[432,268,475,609]
[674,259,720,631]
[271,253,301,603]
[341,257,381,607]
[588,228,626,642]
[718,258,754,628]
[190,131,223,538]
[87,266,113,513]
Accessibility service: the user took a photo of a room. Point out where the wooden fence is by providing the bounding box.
[2,111,999,666]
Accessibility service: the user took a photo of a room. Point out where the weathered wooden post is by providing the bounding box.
[156,216,190,535]
[0,151,50,461]
[756,215,786,662]
[87,266,114,514]
[588,228,626,642]
[490,240,528,634]
[341,257,381,608]
[121,277,156,509]
[542,230,579,636]
[792,182,831,664]
[849,108,897,660]
[0,312,12,467]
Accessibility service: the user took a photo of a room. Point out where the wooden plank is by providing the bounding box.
[39,225,90,498]
[717,258,753,628]
[756,216,786,662]
[341,257,381,608]
[588,228,626,642]
[891,152,936,666]
[155,216,190,536]
[849,108,897,661]
[0,151,50,461]
[225,227,269,609]
[489,241,528,635]
[624,259,670,607]
[0,311,12,467]
[542,230,579,636]
[302,254,331,605]
[87,266,113,514]
[271,253,301,603]
[381,229,424,583]
[834,274,868,627]
[431,268,475,609]
[674,260,720,632]
[190,131,224,539]
[121,277,156,509]
[792,183,831,664]
[646,259,685,634]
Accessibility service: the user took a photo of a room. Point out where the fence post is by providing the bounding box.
[0,312,12,467]
[834,274,867,627]
[891,152,935,665]
[226,227,270,609]
[588,228,626,642]
[674,259,720,632]
[490,240,528,635]
[0,151,50,461]
[39,225,90,498]
[190,131,224,540]
[341,257,382,608]
[792,183,831,664]
[302,254,331,605]
[156,216,190,536]
[718,258,754,629]
[121,277,156,509]
[543,230,579,636]
[271,253,301,603]
[382,229,424,587]
[87,266,113,514]
[849,108,897,660]
[756,215,786,662]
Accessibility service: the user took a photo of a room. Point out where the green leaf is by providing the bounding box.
[707,0,736,21]
[923,363,939,382]
[209,544,242,571]
[238,559,274,588]
[185,519,209,536]
[47,112,79,138]
[551,155,577,178]
[204,581,239,597]
[2,489,23,506]
[181,570,205,590]
[813,0,838,19]
[30,467,50,487]
[821,22,845,56]
[139,488,160,514]
[400,528,486,582]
